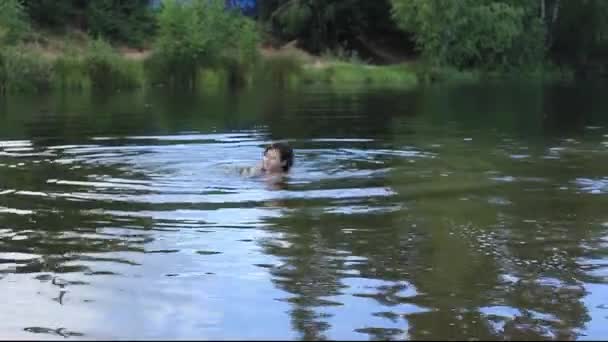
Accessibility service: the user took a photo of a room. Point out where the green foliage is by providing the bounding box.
[389,0,608,74]
[272,0,313,38]
[144,50,203,89]
[23,1,85,29]
[220,11,261,87]
[552,0,608,71]
[84,38,142,90]
[254,53,304,87]
[23,1,155,45]
[1,38,143,94]
[0,0,29,44]
[0,47,52,93]
[3,0,606,92]
[86,0,156,47]
[270,0,314,51]
[52,53,90,90]
[156,0,231,66]
[390,0,542,69]
[407,61,480,84]
[151,0,260,88]
[302,63,418,86]
[267,0,398,54]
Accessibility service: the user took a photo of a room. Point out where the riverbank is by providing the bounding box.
[0,29,573,94]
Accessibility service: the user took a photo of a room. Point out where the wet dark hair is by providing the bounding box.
[264,142,294,172]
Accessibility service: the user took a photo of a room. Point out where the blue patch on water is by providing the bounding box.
[574,178,608,194]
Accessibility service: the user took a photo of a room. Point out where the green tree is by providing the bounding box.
[265,0,399,54]
[390,0,542,69]
[550,0,608,72]
[390,0,608,73]
[23,0,155,46]
[86,0,156,47]
[0,0,29,44]
[150,0,260,88]
[23,1,87,30]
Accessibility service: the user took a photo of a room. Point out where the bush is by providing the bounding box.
[0,47,52,93]
[390,0,544,70]
[52,53,89,90]
[221,17,261,87]
[255,53,303,86]
[86,0,156,47]
[84,38,142,90]
[0,0,29,44]
[144,49,202,89]
[151,0,260,88]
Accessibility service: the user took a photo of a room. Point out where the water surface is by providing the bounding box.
[1,83,608,340]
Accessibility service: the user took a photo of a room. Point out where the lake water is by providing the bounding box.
[1,82,608,340]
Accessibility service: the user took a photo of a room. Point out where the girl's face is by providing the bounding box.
[263,148,285,173]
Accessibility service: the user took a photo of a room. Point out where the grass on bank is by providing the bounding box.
[1,33,575,95]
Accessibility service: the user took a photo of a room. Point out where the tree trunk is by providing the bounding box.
[544,0,561,49]
[551,0,560,24]
[540,0,545,20]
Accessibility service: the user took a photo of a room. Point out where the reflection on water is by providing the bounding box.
[1,83,608,339]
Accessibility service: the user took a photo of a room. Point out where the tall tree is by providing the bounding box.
[265,0,399,54]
